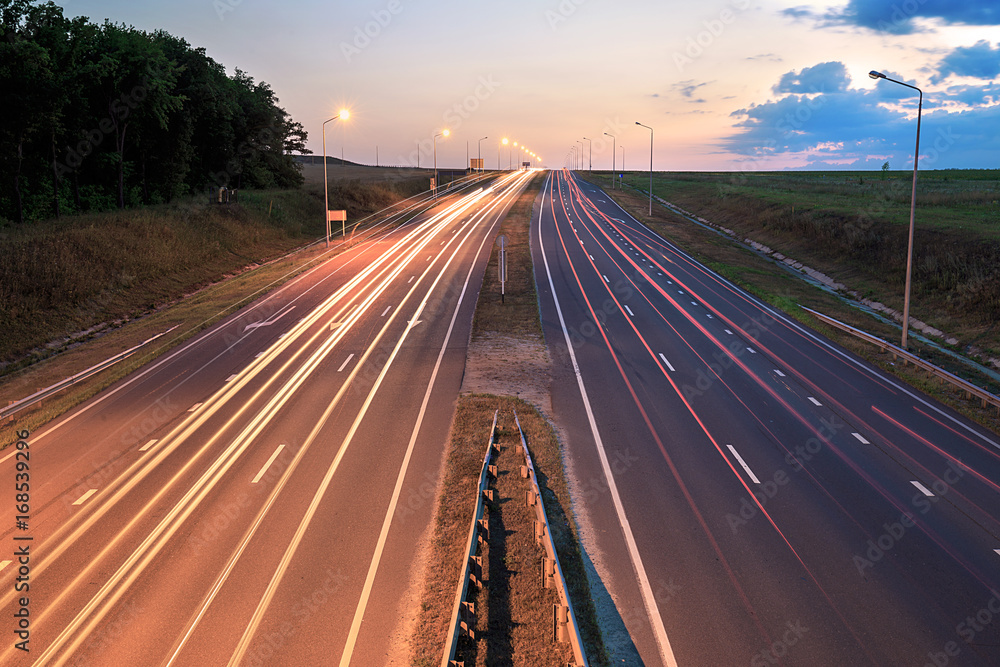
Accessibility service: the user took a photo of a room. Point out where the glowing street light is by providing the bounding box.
[870,69,923,349]
[433,129,450,197]
[636,121,653,216]
[322,108,350,247]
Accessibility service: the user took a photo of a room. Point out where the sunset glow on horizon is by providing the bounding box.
[65,0,1000,171]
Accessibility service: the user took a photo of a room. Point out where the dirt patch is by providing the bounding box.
[461,333,552,417]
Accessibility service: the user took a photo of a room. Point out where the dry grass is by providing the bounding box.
[472,174,544,340]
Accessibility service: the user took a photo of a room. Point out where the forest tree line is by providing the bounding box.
[1,0,310,224]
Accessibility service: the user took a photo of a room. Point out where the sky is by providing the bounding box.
[62,0,1000,171]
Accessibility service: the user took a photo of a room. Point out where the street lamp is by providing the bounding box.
[604,132,616,188]
[577,140,583,171]
[870,69,923,349]
[582,137,592,172]
[478,136,488,173]
[620,145,625,185]
[636,121,653,216]
[433,129,450,198]
[322,109,350,247]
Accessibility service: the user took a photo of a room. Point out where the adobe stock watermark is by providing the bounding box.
[340,0,404,63]
[874,0,930,34]
[674,0,751,73]
[852,458,967,576]
[680,311,777,400]
[544,0,589,31]
[750,620,809,666]
[213,0,243,21]
[397,75,501,167]
[243,567,351,667]
[726,415,846,534]
[922,591,1000,667]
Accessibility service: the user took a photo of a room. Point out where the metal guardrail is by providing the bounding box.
[2,325,179,420]
[442,410,588,666]
[515,411,588,666]
[801,306,1000,413]
[442,409,498,667]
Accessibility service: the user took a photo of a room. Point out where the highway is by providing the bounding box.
[0,169,535,666]
[533,170,1000,666]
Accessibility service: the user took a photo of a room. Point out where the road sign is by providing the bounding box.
[326,209,347,243]
[498,234,507,304]
[470,158,484,169]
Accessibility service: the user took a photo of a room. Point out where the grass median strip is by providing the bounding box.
[409,174,607,665]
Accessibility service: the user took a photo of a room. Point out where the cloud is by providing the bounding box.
[933,40,1000,82]
[723,60,1000,169]
[797,0,1000,35]
[675,80,708,98]
[773,61,850,94]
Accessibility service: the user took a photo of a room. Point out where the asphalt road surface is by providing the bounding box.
[0,169,534,666]
[534,169,1000,666]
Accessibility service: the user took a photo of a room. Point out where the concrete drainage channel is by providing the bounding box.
[442,409,588,667]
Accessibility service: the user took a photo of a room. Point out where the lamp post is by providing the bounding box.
[576,140,583,171]
[582,137,592,172]
[478,136,488,173]
[870,69,923,349]
[433,129,450,198]
[604,132,615,188]
[636,121,653,216]
[620,145,625,186]
[322,109,349,247]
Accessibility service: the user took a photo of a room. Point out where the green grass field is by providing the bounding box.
[590,169,1000,352]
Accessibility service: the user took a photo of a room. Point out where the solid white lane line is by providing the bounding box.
[625,305,635,317]
[225,374,238,383]
[658,353,676,372]
[853,433,870,444]
[381,306,392,316]
[774,369,785,377]
[538,176,678,667]
[727,445,761,484]
[139,439,158,452]
[911,481,935,497]
[808,397,822,406]
[338,200,504,666]
[251,445,285,484]
[72,489,98,506]
[337,353,355,372]
[188,403,203,412]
